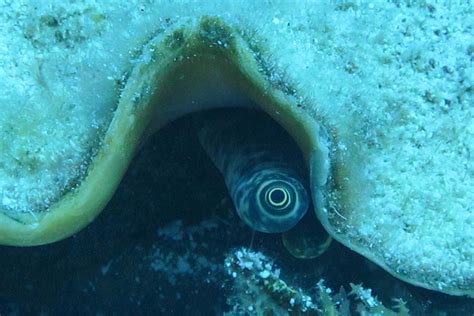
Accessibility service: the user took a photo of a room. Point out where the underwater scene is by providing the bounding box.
[0,1,472,315]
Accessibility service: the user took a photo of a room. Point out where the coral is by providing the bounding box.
[224,248,410,316]
[225,248,319,315]
[349,283,410,316]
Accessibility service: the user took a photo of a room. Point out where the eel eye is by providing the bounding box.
[265,186,291,209]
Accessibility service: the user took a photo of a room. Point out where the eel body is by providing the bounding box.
[196,109,309,233]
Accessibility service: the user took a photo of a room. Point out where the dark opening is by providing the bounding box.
[269,188,286,204]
